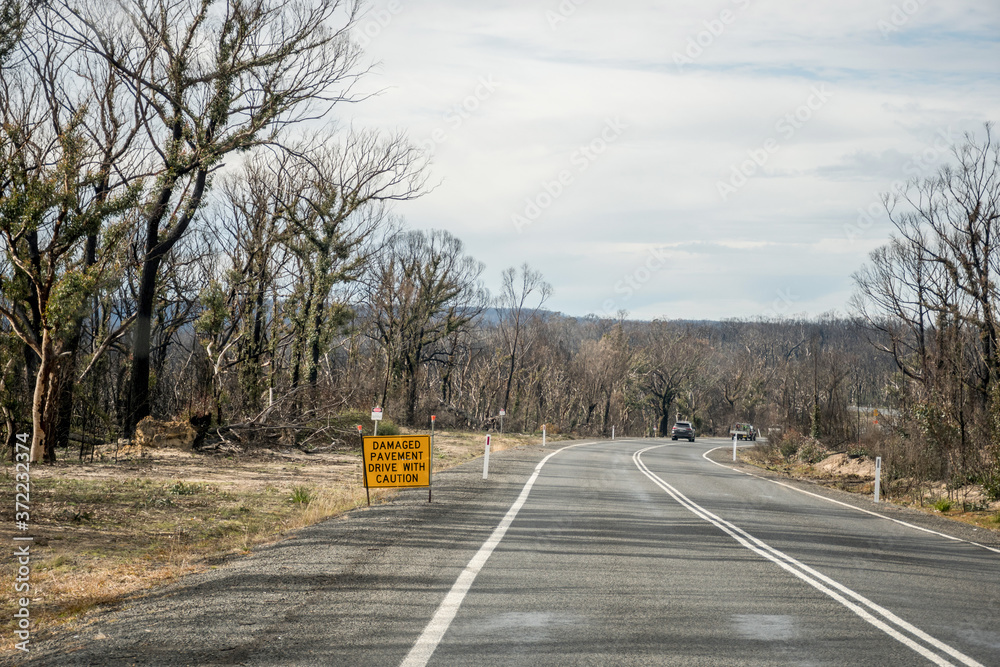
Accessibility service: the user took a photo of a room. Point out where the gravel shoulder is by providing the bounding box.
[13,443,557,666]
[705,445,1000,553]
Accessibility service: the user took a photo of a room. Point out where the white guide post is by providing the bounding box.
[874,456,882,503]
[733,434,737,462]
[483,434,491,480]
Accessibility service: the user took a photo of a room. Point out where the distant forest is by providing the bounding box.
[1,0,998,500]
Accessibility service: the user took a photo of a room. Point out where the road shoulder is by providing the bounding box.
[18,444,556,666]
[704,445,1000,552]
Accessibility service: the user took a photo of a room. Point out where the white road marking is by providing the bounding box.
[400,441,596,667]
[701,446,1000,556]
[635,445,985,667]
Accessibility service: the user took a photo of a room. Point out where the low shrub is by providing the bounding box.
[780,438,799,459]
[933,497,954,513]
[981,469,1000,502]
[290,486,312,505]
[769,428,827,462]
[797,441,827,464]
[168,481,204,495]
[375,419,400,436]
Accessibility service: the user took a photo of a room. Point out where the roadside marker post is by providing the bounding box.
[430,415,436,503]
[499,409,505,434]
[612,426,615,440]
[542,424,546,447]
[874,456,882,503]
[733,434,737,462]
[357,425,369,505]
[483,434,491,480]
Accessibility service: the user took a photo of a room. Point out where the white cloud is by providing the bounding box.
[347,0,1000,320]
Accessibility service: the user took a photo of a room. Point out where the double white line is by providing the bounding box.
[633,446,984,667]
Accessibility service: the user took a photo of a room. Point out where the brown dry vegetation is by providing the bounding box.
[0,430,557,651]
[741,437,1000,533]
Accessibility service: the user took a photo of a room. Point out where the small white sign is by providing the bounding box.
[499,409,506,416]
[371,407,383,421]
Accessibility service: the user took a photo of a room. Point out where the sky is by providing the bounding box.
[345,0,1000,321]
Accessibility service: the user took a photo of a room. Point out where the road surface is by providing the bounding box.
[22,438,1000,666]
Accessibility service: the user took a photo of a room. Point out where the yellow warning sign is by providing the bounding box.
[362,435,431,488]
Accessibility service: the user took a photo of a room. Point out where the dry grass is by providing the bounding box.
[0,430,549,652]
[739,443,1000,532]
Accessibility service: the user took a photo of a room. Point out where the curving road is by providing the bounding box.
[23,438,1000,666]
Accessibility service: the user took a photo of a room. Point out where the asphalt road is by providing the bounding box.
[19,438,1000,666]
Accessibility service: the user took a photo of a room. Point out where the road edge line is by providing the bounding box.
[399,440,597,667]
[635,446,982,667]
[701,446,1000,556]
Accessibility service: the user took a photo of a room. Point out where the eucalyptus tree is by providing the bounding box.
[369,229,487,424]
[197,129,423,423]
[0,8,143,462]
[637,321,706,436]
[857,125,1000,400]
[282,131,425,393]
[0,0,28,63]
[853,124,1000,484]
[495,263,551,423]
[45,0,369,435]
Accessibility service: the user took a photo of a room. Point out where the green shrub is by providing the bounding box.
[290,486,312,505]
[981,470,1000,502]
[168,481,204,495]
[331,410,400,439]
[797,442,825,464]
[779,438,799,459]
[933,497,954,513]
[332,409,370,434]
[375,419,400,436]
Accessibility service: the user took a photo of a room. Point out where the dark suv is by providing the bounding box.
[671,421,695,441]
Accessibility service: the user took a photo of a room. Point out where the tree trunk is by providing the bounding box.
[309,306,322,385]
[126,168,206,436]
[503,328,519,412]
[54,231,97,451]
[126,250,162,435]
[54,363,75,452]
[405,354,420,425]
[29,332,59,463]
[602,393,612,435]
[658,392,674,437]
[658,412,670,437]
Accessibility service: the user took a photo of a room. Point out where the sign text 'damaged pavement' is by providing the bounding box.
[362,435,431,488]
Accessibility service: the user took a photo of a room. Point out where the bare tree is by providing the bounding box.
[638,321,705,436]
[495,263,551,419]
[853,124,1000,487]
[369,229,487,424]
